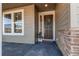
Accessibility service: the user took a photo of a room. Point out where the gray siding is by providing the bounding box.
[55,3,71,55]
[2,5,35,44]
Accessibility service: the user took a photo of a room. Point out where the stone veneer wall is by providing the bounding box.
[69,4,79,56]
[55,3,71,56]
[69,28,79,56]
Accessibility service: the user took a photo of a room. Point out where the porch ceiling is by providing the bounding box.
[2,3,56,12]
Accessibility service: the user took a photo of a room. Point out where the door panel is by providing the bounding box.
[44,15,53,39]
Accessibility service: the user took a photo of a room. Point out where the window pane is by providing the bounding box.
[4,14,11,33]
[14,12,22,22]
[14,12,22,33]
[14,23,22,33]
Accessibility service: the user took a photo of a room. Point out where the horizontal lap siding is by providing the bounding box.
[55,4,71,56]
[2,5,35,44]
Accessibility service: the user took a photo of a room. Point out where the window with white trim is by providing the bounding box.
[3,9,24,35]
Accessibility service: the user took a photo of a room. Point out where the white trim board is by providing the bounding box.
[38,11,55,41]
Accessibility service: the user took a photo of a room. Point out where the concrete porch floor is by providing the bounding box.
[2,41,63,56]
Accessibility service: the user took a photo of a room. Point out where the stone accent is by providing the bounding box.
[57,27,79,56]
[56,3,79,56]
[57,29,71,56]
[70,27,79,56]
[55,3,70,56]
[70,4,79,56]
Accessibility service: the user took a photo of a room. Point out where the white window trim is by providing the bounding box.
[3,9,24,35]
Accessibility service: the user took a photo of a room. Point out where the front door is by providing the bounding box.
[44,15,53,39]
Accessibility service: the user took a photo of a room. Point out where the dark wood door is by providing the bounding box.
[44,15,53,39]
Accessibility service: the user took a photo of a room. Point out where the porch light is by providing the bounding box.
[45,4,48,7]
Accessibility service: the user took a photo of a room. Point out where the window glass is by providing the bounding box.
[4,14,12,33]
[14,12,22,33]
[3,10,24,35]
[40,15,42,33]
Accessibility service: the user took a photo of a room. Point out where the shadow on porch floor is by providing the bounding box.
[2,41,63,56]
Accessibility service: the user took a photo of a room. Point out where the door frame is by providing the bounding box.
[38,11,55,41]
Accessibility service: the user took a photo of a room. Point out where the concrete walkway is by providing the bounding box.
[2,41,63,56]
